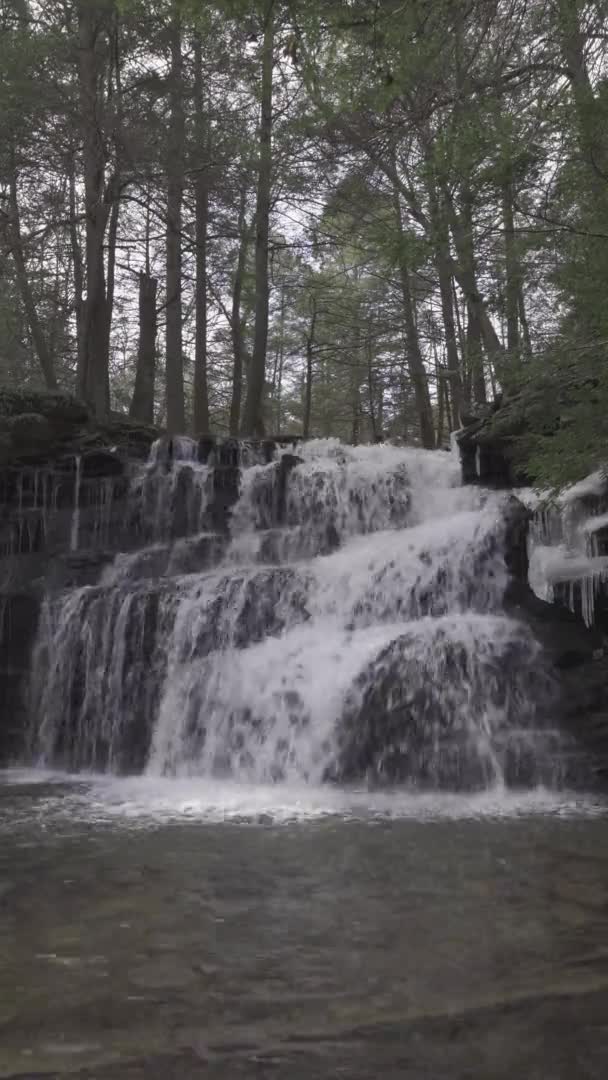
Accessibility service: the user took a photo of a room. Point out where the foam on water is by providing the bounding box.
[1,769,605,828]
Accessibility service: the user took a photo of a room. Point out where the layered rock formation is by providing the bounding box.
[457,410,608,783]
[2,386,608,790]
[0,389,304,765]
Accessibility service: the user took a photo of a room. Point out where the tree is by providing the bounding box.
[165,0,186,433]
[0,0,606,483]
[241,0,274,436]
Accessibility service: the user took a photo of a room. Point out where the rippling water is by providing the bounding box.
[3,771,608,1079]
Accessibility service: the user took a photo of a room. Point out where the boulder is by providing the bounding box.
[328,625,559,790]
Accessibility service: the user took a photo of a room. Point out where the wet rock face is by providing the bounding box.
[0,594,40,762]
[31,585,169,773]
[500,498,608,783]
[328,624,575,791]
[0,389,161,764]
[5,398,608,789]
[457,400,530,489]
[0,388,310,766]
[457,417,608,778]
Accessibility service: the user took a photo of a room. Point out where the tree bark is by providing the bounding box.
[458,187,486,405]
[240,1,274,437]
[366,321,378,441]
[8,163,57,389]
[302,294,317,440]
[67,149,85,389]
[274,283,286,434]
[229,194,251,436]
[104,186,119,405]
[502,175,520,356]
[192,31,210,435]
[519,290,532,357]
[77,2,111,417]
[434,342,444,447]
[429,184,463,425]
[393,185,435,449]
[130,271,157,424]
[165,1,186,434]
[345,128,505,378]
[557,0,608,204]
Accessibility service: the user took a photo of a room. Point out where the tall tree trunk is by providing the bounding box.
[502,175,520,357]
[435,225,463,425]
[519,290,532,357]
[130,271,157,424]
[165,1,185,434]
[104,186,119,406]
[352,132,505,378]
[434,184,503,384]
[366,325,378,441]
[8,163,57,389]
[229,194,251,436]
[67,149,85,389]
[557,0,608,205]
[241,1,274,437]
[302,294,317,440]
[466,305,484,404]
[429,182,463,425]
[459,187,486,405]
[193,32,210,435]
[393,185,435,448]
[376,380,384,440]
[434,341,444,447]
[274,283,286,434]
[77,2,111,417]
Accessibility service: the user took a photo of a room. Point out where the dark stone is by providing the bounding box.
[276,453,304,526]
[261,439,276,463]
[327,629,560,790]
[211,464,241,532]
[197,436,215,464]
[503,496,532,591]
[216,439,240,469]
[503,525,608,781]
[0,592,41,764]
[81,448,124,478]
[457,400,531,488]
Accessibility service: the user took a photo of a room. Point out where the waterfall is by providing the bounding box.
[521,472,608,628]
[27,439,576,790]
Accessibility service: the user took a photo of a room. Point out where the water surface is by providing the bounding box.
[2,772,608,1078]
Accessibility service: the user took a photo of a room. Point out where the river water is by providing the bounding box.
[2,772,608,1079]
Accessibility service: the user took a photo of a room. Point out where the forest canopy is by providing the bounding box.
[1,0,607,484]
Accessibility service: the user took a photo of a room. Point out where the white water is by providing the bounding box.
[28,440,574,790]
[3,769,604,828]
[520,471,608,626]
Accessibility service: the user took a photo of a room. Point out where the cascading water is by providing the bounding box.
[27,438,577,790]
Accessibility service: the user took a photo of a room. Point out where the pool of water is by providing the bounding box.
[2,771,608,1078]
